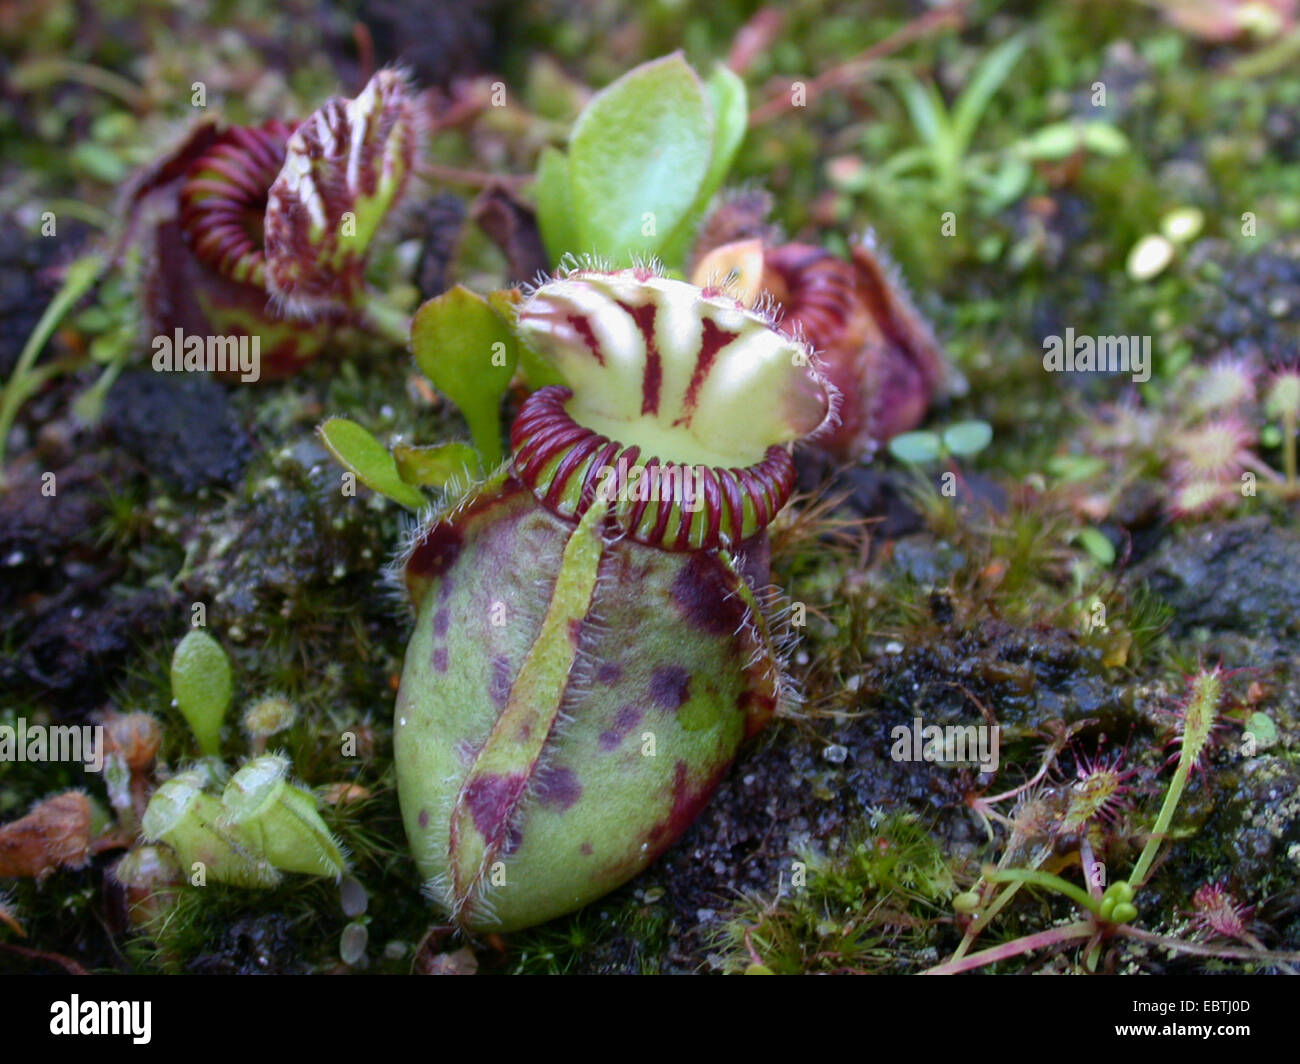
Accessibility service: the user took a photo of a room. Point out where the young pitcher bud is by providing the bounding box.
[123,70,419,379]
[395,267,833,930]
[111,845,183,930]
[220,754,348,879]
[141,774,280,887]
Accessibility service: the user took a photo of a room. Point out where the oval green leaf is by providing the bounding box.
[568,53,713,264]
[888,430,944,464]
[1245,711,1277,750]
[394,441,481,488]
[1046,453,1108,482]
[942,419,993,456]
[1075,526,1116,567]
[171,630,234,757]
[534,145,578,264]
[410,286,518,467]
[659,62,748,264]
[318,417,428,510]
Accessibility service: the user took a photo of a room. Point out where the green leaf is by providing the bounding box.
[888,431,943,464]
[976,157,1032,213]
[534,145,578,265]
[1075,527,1116,567]
[171,630,234,757]
[1081,121,1129,157]
[1245,711,1277,750]
[71,141,129,183]
[659,63,748,264]
[1016,120,1129,161]
[896,76,946,149]
[394,441,481,488]
[567,53,714,264]
[950,35,1027,158]
[1160,205,1204,244]
[1014,123,1077,160]
[488,287,563,389]
[516,340,568,390]
[410,286,518,467]
[0,252,107,474]
[1046,454,1108,482]
[941,419,993,456]
[879,144,933,179]
[264,70,415,312]
[71,359,126,426]
[701,64,748,207]
[318,417,428,510]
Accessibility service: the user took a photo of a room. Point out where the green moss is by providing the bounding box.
[710,812,958,975]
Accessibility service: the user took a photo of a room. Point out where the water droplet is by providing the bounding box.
[340,875,368,917]
[340,921,368,965]
[1127,234,1174,281]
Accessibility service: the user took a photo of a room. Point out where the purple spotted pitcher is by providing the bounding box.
[393,266,835,930]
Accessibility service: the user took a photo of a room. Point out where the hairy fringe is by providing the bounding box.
[730,543,804,719]
[518,251,627,296]
[851,227,965,400]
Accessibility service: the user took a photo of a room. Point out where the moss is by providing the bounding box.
[503,890,673,974]
[709,812,959,974]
